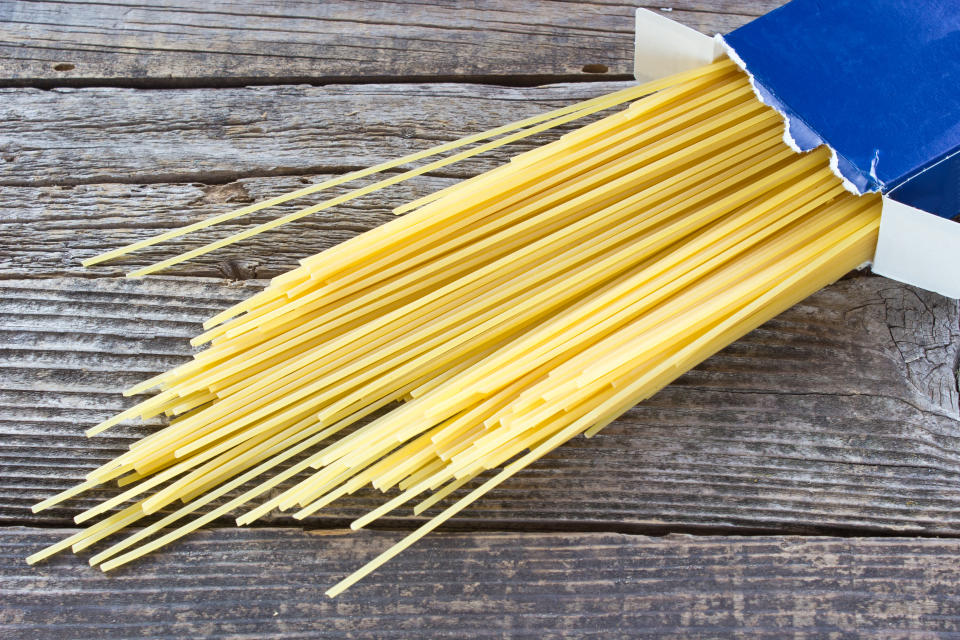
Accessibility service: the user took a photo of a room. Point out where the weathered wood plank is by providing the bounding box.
[3,275,958,534]
[0,1,785,87]
[0,81,633,187]
[0,173,455,279]
[4,528,960,639]
[0,81,679,280]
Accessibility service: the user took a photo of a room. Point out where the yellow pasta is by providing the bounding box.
[31,59,882,600]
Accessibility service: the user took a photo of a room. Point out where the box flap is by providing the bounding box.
[873,198,960,299]
[722,0,960,219]
[633,9,723,82]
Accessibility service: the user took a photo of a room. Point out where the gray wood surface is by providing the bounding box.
[0,81,629,279]
[0,82,629,187]
[5,528,960,639]
[0,1,782,87]
[0,173,454,279]
[3,0,959,636]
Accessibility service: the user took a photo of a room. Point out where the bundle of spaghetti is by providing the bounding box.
[29,58,882,597]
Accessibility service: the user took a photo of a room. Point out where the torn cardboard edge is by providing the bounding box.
[633,8,960,300]
[714,39,862,198]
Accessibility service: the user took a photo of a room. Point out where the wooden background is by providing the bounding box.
[2,1,959,637]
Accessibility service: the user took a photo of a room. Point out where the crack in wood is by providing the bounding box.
[0,72,639,91]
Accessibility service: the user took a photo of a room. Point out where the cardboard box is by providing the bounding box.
[634,1,960,298]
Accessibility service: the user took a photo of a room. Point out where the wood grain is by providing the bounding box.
[0,1,785,87]
[5,527,960,639]
[3,275,958,535]
[0,81,633,187]
[0,173,454,279]
[0,80,649,279]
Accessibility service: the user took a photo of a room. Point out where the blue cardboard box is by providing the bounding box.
[633,1,960,298]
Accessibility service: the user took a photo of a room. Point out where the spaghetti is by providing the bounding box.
[30,58,882,598]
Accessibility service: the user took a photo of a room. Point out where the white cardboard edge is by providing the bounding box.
[633,9,723,81]
[872,198,960,299]
[633,8,959,300]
